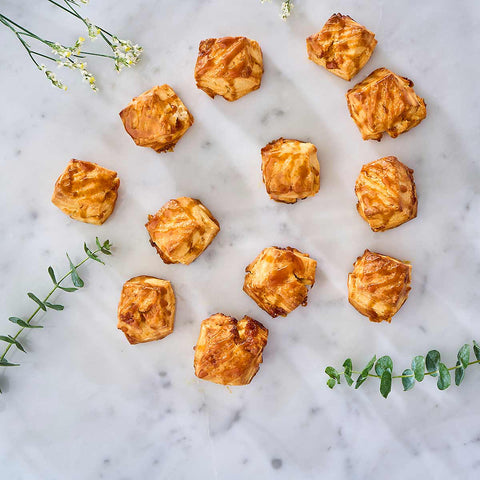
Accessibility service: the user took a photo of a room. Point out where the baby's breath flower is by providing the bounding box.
[84,18,100,40]
[80,69,98,92]
[280,0,293,20]
[38,64,67,90]
[111,35,143,72]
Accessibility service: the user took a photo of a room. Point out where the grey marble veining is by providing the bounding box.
[1,0,480,479]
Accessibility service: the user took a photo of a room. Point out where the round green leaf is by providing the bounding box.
[457,344,470,369]
[426,350,441,377]
[375,356,393,377]
[472,340,480,361]
[455,361,465,386]
[411,355,425,382]
[327,378,336,389]
[401,369,415,391]
[380,370,392,398]
[437,363,451,390]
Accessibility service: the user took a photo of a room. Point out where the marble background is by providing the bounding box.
[1,0,479,478]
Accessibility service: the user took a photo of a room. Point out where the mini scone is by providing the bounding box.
[51,159,120,225]
[145,197,220,265]
[307,13,377,81]
[244,246,316,317]
[346,67,427,141]
[194,313,268,386]
[117,276,175,344]
[261,138,320,204]
[194,36,263,101]
[348,250,412,323]
[119,85,194,153]
[355,156,417,232]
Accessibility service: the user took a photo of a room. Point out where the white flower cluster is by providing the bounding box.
[280,1,293,21]
[55,59,98,92]
[38,64,67,91]
[111,36,143,72]
[50,37,85,58]
[84,18,100,40]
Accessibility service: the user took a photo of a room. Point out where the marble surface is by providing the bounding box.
[1,0,480,478]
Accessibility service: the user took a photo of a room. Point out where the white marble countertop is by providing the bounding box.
[1,0,480,478]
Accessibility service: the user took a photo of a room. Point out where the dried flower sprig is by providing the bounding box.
[0,237,112,393]
[325,341,480,398]
[261,0,294,20]
[0,0,142,91]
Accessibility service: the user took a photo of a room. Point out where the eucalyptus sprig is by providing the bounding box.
[325,341,480,398]
[0,237,112,393]
[261,0,294,21]
[0,0,142,92]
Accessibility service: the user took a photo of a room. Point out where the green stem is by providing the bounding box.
[0,247,103,363]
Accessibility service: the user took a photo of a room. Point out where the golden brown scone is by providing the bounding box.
[244,247,317,317]
[119,85,194,153]
[261,138,320,204]
[355,156,417,232]
[117,276,175,344]
[194,36,263,101]
[348,250,412,323]
[51,159,120,225]
[306,13,377,81]
[194,313,268,386]
[145,197,220,265]
[346,68,427,141]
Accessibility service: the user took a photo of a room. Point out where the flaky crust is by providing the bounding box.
[348,250,412,323]
[117,276,175,344]
[51,159,120,225]
[346,68,427,140]
[243,247,317,317]
[194,313,268,386]
[194,37,263,101]
[145,197,220,265]
[355,156,417,232]
[306,13,377,81]
[261,138,320,204]
[119,85,194,153]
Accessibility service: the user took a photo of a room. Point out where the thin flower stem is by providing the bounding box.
[0,247,104,363]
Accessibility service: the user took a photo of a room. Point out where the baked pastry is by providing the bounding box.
[145,197,220,265]
[117,276,175,344]
[261,138,320,204]
[194,313,268,386]
[355,156,417,232]
[348,250,412,323]
[119,85,194,153]
[307,13,377,81]
[194,36,263,101]
[346,68,427,140]
[244,247,316,317]
[51,159,120,225]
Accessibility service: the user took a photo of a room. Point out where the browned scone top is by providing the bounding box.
[145,196,220,265]
[306,13,377,81]
[348,250,412,323]
[117,276,175,344]
[346,68,427,141]
[244,246,317,317]
[355,156,417,232]
[51,159,120,225]
[119,85,194,153]
[194,36,263,101]
[194,313,268,386]
[261,138,320,204]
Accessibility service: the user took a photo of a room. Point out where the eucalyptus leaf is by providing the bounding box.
[48,266,57,285]
[44,302,64,311]
[84,243,104,264]
[375,356,393,377]
[473,340,480,361]
[27,292,46,311]
[437,363,451,390]
[355,355,376,389]
[58,285,78,293]
[401,369,415,391]
[343,358,353,386]
[0,335,26,352]
[426,350,441,377]
[325,366,340,383]
[327,378,336,389]
[0,358,19,367]
[457,344,470,369]
[66,253,84,288]
[455,361,465,386]
[380,369,392,398]
[411,355,425,382]
[8,317,42,329]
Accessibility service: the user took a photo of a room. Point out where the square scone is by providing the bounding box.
[119,85,194,153]
[348,250,412,323]
[261,138,320,204]
[145,197,220,265]
[346,68,427,140]
[51,159,120,225]
[194,313,268,386]
[355,156,417,232]
[194,36,263,101]
[244,246,317,317]
[117,276,175,344]
[306,13,377,81]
